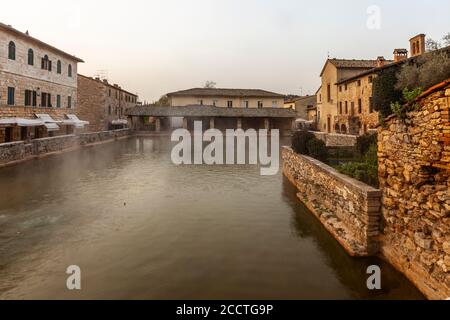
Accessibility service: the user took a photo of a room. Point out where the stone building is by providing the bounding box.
[318,33,434,136]
[77,75,138,132]
[0,22,85,143]
[167,88,285,109]
[318,58,380,134]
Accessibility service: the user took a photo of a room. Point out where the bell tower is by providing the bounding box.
[410,34,426,57]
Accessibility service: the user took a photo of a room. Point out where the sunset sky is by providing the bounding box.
[2,0,449,102]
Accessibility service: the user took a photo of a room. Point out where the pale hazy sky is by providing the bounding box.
[2,0,449,102]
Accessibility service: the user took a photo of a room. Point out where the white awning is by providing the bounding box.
[111,119,128,125]
[35,114,61,132]
[0,118,45,127]
[63,114,89,128]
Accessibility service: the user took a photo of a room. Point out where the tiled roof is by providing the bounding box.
[0,22,84,63]
[126,105,297,118]
[320,59,382,77]
[166,88,284,98]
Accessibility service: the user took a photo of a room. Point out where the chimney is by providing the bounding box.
[393,49,408,63]
[95,77,100,81]
[410,34,426,57]
[103,79,108,84]
[376,56,386,68]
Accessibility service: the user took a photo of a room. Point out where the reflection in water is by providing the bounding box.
[0,137,423,299]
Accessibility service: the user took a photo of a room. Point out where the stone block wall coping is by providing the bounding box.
[283,146,381,197]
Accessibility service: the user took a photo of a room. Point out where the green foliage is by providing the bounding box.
[292,130,329,162]
[356,133,377,157]
[337,144,379,188]
[390,87,424,120]
[396,50,450,91]
[372,67,403,120]
[402,87,423,104]
[292,130,316,155]
[390,101,404,119]
[306,138,329,163]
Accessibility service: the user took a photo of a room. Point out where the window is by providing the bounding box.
[327,84,331,102]
[108,106,112,115]
[369,97,374,113]
[25,90,32,106]
[28,49,34,65]
[48,93,52,107]
[41,93,48,107]
[32,91,37,107]
[57,95,61,108]
[41,55,49,70]
[67,96,72,108]
[345,101,348,114]
[227,101,233,108]
[7,87,15,105]
[345,84,348,91]
[351,102,355,115]
[257,101,263,109]
[198,100,203,105]
[244,101,249,108]
[48,60,52,72]
[368,76,373,84]
[68,64,72,77]
[339,86,342,92]
[357,80,361,87]
[272,101,278,108]
[358,98,362,113]
[57,60,62,74]
[339,102,343,114]
[8,41,15,60]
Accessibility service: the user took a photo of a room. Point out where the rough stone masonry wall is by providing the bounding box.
[378,81,450,300]
[311,131,357,147]
[0,129,131,167]
[282,147,381,256]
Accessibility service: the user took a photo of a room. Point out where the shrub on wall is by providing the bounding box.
[307,138,329,163]
[356,133,377,157]
[292,130,329,162]
[292,130,316,155]
[337,144,379,188]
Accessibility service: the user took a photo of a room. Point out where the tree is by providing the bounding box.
[204,81,217,89]
[443,32,450,47]
[396,50,450,91]
[426,37,441,51]
[154,95,170,107]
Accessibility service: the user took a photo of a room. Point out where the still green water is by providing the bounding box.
[0,137,423,299]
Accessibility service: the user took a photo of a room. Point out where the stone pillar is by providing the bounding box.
[237,118,243,129]
[210,117,215,129]
[264,118,270,130]
[155,118,161,132]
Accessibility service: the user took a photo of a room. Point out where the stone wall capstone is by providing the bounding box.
[311,131,357,147]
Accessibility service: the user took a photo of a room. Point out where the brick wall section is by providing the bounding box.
[0,129,130,167]
[282,147,382,256]
[311,131,357,147]
[378,81,450,300]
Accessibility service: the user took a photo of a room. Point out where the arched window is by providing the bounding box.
[335,124,340,133]
[341,124,347,134]
[28,49,34,65]
[8,41,16,60]
[41,55,49,70]
[68,64,72,77]
[57,60,61,74]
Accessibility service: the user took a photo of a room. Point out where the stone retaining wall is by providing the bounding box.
[311,131,357,147]
[378,80,450,300]
[0,129,131,167]
[282,147,381,256]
